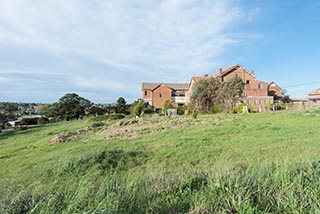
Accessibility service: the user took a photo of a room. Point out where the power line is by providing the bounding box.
[283,81,320,88]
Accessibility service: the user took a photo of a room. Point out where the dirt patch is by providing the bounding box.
[49,124,100,145]
[98,115,208,140]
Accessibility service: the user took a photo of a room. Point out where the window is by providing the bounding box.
[258,84,262,89]
[254,100,256,105]
[246,80,250,84]
[159,92,162,98]
[144,90,147,96]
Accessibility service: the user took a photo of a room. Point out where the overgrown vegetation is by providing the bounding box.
[2,110,320,213]
[190,77,244,113]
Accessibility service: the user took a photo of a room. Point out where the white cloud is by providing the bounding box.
[0,0,257,102]
[0,76,9,82]
[74,77,128,91]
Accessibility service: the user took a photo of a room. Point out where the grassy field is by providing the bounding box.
[1,110,320,213]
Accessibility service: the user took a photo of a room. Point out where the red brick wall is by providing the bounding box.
[142,89,152,99]
[268,85,282,98]
[243,97,274,112]
[222,69,268,97]
[152,85,172,109]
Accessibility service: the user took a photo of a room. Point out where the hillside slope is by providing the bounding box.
[1,110,320,213]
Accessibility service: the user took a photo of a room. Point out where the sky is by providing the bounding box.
[0,0,320,103]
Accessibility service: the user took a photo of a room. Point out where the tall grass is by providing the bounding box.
[2,152,320,213]
[2,110,320,213]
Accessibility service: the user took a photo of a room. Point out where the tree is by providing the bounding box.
[115,97,129,114]
[130,99,146,116]
[191,77,223,113]
[51,93,92,120]
[0,113,7,132]
[86,105,105,116]
[36,104,52,117]
[220,77,245,110]
[162,99,173,115]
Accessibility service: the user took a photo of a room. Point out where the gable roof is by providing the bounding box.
[142,82,189,91]
[142,82,160,90]
[191,76,206,83]
[309,88,320,95]
[212,64,256,78]
[268,82,281,89]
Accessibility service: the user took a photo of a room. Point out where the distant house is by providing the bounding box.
[142,64,282,112]
[142,83,189,109]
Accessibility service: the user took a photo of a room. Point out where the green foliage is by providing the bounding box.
[177,105,188,115]
[191,77,222,113]
[115,97,129,114]
[191,77,244,113]
[237,103,253,113]
[162,99,173,115]
[89,114,125,122]
[37,117,49,125]
[130,99,147,116]
[192,109,197,119]
[51,93,92,121]
[4,110,320,212]
[211,102,224,114]
[35,104,52,117]
[221,77,245,110]
[276,101,286,110]
[20,118,38,126]
[0,113,6,131]
[86,105,105,116]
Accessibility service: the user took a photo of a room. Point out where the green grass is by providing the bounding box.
[1,110,320,213]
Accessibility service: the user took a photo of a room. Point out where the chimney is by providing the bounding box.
[219,68,223,74]
[251,70,254,74]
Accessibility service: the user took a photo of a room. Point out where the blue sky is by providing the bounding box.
[0,0,319,103]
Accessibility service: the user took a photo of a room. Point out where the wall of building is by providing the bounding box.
[243,96,274,112]
[268,84,282,98]
[152,85,172,109]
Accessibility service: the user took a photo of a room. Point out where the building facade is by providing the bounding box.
[142,83,189,109]
[142,64,282,112]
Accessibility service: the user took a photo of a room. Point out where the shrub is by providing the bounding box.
[177,105,188,115]
[89,114,125,122]
[20,118,38,126]
[37,117,49,125]
[192,110,198,119]
[237,103,253,113]
[212,105,223,114]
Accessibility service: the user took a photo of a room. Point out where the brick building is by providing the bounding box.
[142,64,282,112]
[308,88,320,100]
[142,83,189,109]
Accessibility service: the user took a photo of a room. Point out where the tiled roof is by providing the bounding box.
[309,88,320,95]
[191,76,205,82]
[142,82,189,91]
[142,82,160,90]
[212,64,256,78]
[164,83,189,90]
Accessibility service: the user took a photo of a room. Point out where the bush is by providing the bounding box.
[192,110,197,119]
[177,105,188,115]
[89,114,125,122]
[20,118,38,126]
[237,103,253,113]
[37,117,49,125]
[143,107,155,115]
[212,105,223,114]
